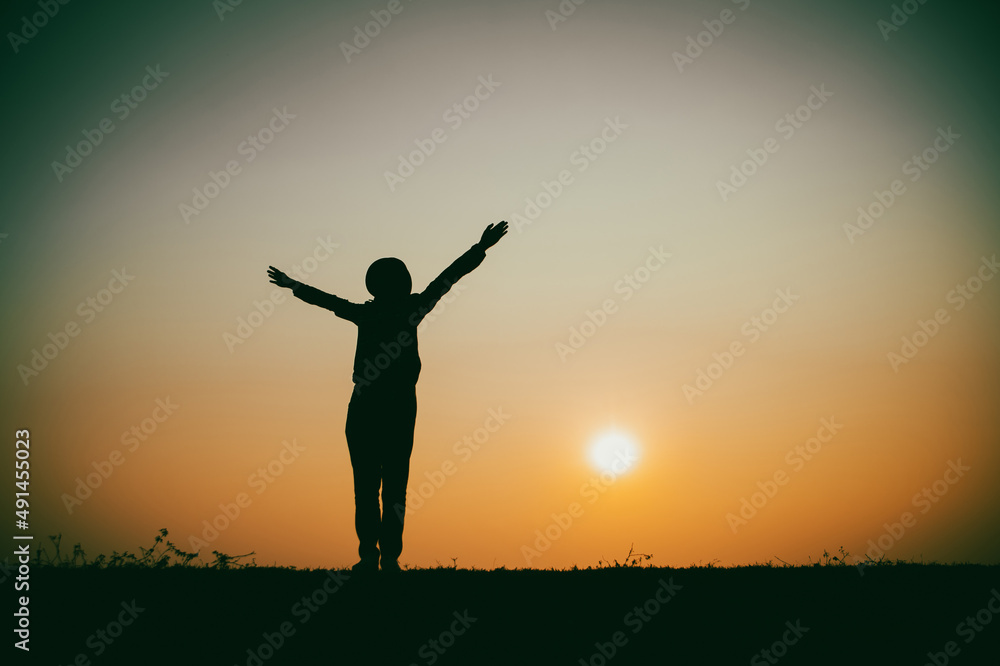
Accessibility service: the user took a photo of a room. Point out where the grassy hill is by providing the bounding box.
[15,534,1000,665]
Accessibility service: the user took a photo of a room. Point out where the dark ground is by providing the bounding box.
[14,563,1000,665]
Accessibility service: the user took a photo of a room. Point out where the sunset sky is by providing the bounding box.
[2,0,998,570]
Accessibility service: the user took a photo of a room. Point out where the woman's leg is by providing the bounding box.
[378,386,417,566]
[345,389,382,565]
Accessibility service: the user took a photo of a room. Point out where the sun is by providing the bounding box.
[589,430,640,475]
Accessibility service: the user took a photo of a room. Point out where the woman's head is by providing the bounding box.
[366,257,412,300]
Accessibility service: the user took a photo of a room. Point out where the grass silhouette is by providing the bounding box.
[32,531,911,573]
[33,529,256,570]
[28,530,1000,665]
